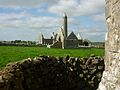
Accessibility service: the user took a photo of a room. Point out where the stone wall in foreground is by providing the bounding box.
[97,0,120,90]
[0,56,104,90]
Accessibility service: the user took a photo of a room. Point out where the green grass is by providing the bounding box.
[0,46,104,68]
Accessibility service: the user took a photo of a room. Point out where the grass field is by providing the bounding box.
[0,46,104,68]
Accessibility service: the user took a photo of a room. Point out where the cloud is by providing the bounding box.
[48,0,105,16]
[0,13,24,21]
[48,0,77,15]
[0,11,61,40]
[0,12,60,31]
[71,27,107,41]
[0,11,79,31]
[0,0,57,8]
[0,11,29,29]
[92,13,106,22]
[27,16,60,29]
[0,0,106,41]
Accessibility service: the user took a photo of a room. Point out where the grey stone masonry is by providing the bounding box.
[0,56,104,90]
[98,0,120,90]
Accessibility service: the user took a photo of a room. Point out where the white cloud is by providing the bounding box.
[0,13,24,21]
[69,18,79,25]
[27,16,60,29]
[49,0,105,16]
[0,12,29,29]
[0,0,106,41]
[0,12,79,32]
[92,13,106,22]
[77,0,104,15]
[0,12,61,40]
[77,28,107,42]
[0,0,105,15]
[0,0,57,8]
[0,12,60,31]
[49,0,77,15]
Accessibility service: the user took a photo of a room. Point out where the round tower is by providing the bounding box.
[62,13,68,39]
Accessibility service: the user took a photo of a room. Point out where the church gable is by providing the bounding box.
[56,28,64,42]
[67,32,78,40]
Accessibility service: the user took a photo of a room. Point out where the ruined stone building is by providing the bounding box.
[39,13,87,49]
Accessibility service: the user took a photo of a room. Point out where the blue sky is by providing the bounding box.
[0,0,107,42]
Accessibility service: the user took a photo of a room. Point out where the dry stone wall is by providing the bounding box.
[97,0,120,90]
[0,56,104,90]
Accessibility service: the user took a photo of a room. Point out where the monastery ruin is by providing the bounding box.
[39,13,89,49]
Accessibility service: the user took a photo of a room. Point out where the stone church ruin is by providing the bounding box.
[39,13,89,49]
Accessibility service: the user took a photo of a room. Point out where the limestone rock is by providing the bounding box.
[98,0,120,90]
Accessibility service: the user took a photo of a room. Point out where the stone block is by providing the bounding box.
[98,0,120,90]
[97,66,104,71]
[92,59,100,65]
[89,69,97,75]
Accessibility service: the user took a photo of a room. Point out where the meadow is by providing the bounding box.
[0,46,104,68]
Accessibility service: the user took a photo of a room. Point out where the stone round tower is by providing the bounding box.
[62,13,68,39]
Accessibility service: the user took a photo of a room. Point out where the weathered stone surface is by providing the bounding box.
[98,0,120,90]
[0,56,104,90]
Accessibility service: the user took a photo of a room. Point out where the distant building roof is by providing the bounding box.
[67,32,78,40]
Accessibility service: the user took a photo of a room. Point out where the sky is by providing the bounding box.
[0,0,107,42]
